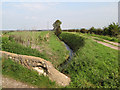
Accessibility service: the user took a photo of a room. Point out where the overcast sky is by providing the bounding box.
[2,2,118,30]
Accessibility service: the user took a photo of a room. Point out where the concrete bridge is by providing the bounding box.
[1,51,71,86]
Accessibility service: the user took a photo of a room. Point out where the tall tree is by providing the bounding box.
[53,20,62,36]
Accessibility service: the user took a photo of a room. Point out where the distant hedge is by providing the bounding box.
[63,22,120,37]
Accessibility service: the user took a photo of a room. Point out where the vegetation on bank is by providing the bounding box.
[59,32,85,52]
[59,32,119,88]
[2,58,58,88]
[2,31,69,68]
[2,36,47,59]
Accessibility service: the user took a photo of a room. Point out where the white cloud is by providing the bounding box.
[14,3,48,11]
[13,2,60,11]
[25,16,38,20]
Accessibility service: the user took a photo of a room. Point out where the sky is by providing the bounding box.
[1,2,118,30]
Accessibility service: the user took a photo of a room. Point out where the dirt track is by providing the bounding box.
[93,40,119,50]
[2,76,37,88]
[103,40,119,46]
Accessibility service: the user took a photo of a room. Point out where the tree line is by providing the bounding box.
[63,22,120,37]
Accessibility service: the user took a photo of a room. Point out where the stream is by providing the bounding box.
[64,42,73,61]
[58,41,74,71]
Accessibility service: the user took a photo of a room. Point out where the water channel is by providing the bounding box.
[58,41,74,71]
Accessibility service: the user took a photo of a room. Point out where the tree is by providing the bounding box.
[107,23,120,37]
[53,20,62,36]
[80,28,88,33]
[88,27,96,34]
[103,27,109,35]
[96,28,103,35]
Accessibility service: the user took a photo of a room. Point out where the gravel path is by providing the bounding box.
[2,76,37,88]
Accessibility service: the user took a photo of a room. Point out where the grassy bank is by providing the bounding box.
[2,31,69,68]
[2,36,47,59]
[59,32,119,88]
[2,58,58,88]
[59,32,85,52]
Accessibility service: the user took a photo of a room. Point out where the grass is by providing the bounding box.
[86,33,119,43]
[2,36,47,59]
[2,58,58,88]
[2,31,69,88]
[59,32,85,52]
[59,32,119,88]
[2,31,69,68]
[2,31,119,88]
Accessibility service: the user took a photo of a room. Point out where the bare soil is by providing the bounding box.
[2,76,37,88]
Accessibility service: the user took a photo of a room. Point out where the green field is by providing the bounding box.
[59,32,119,88]
[2,31,119,88]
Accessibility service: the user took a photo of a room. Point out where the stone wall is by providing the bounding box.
[1,51,71,86]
